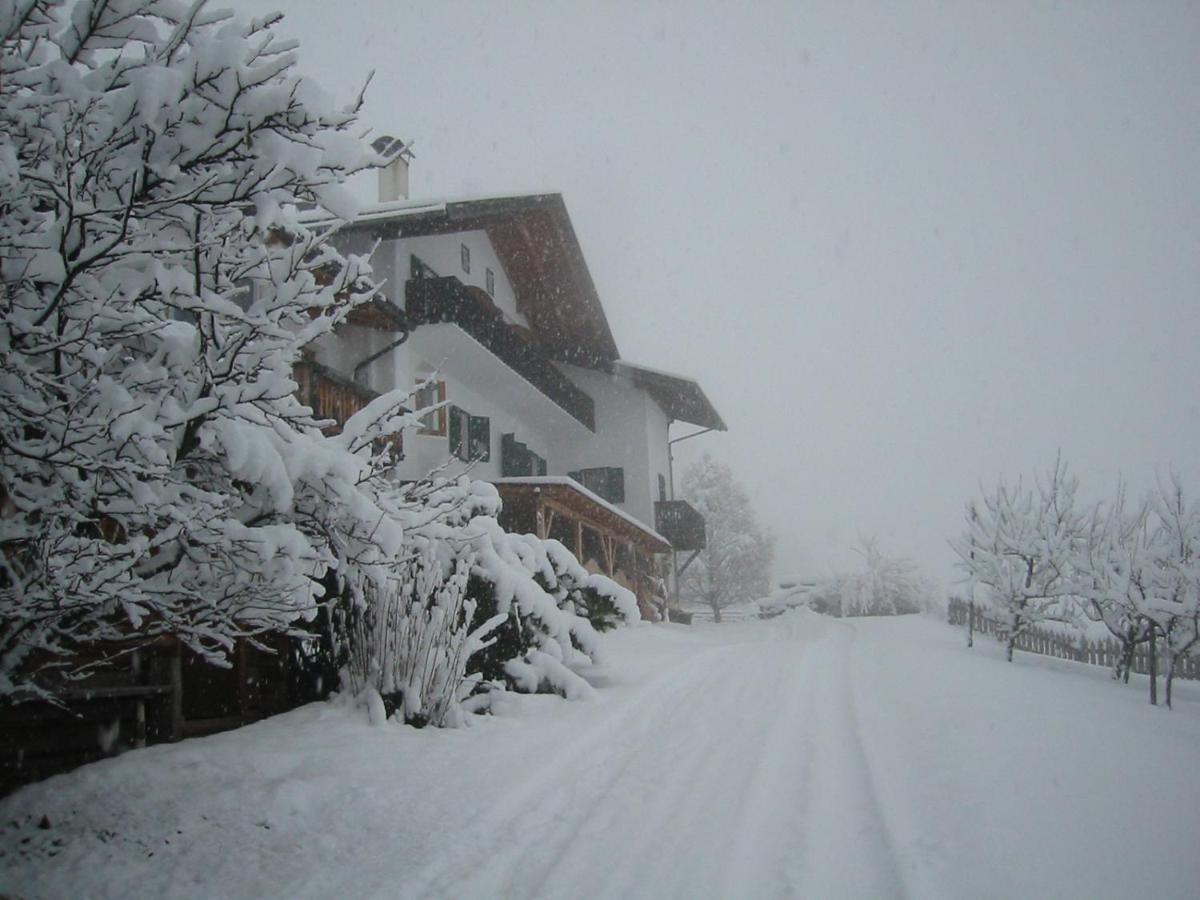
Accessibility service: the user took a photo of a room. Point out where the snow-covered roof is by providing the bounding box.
[615,361,726,431]
[319,192,621,369]
[492,476,670,549]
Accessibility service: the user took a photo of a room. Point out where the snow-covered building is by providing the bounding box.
[304,141,724,615]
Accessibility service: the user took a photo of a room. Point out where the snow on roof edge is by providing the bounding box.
[491,476,670,547]
[614,359,703,386]
[300,191,567,228]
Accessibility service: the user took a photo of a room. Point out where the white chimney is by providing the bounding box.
[372,135,412,203]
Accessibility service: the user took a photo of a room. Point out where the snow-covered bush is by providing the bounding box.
[0,0,386,698]
[460,518,638,706]
[319,475,639,725]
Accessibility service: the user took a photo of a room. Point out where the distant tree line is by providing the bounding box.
[806,537,933,617]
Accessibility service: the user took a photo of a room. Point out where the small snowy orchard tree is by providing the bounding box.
[952,458,1085,662]
[679,454,774,622]
[0,0,382,697]
[1075,487,1156,683]
[1140,476,1200,708]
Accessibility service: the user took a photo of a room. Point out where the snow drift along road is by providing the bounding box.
[2,612,1198,899]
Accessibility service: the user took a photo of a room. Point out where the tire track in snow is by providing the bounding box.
[793,622,910,899]
[574,640,818,899]
[391,643,741,899]
[716,643,821,898]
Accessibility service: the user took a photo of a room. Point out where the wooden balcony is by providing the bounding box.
[654,500,707,552]
[293,360,403,457]
[406,277,595,430]
[294,359,378,433]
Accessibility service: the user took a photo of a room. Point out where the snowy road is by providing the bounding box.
[3,612,1200,899]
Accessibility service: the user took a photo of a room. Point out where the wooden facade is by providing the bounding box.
[0,635,296,797]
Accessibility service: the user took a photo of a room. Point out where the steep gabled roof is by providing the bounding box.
[335,193,620,368]
[615,361,727,431]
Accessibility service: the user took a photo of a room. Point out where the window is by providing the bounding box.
[449,407,491,462]
[460,243,470,273]
[486,267,495,297]
[568,467,625,505]
[658,473,668,502]
[414,380,446,435]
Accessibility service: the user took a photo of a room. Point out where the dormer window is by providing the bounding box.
[460,243,470,274]
[486,267,495,297]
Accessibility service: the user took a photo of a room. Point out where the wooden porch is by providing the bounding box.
[493,477,670,620]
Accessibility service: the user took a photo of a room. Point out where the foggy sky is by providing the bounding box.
[238,0,1200,588]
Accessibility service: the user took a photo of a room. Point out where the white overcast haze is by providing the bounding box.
[235,0,1200,589]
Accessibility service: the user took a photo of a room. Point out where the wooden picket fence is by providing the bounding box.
[946,597,1200,681]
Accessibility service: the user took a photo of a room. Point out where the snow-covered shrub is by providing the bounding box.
[459,520,638,706]
[0,0,385,698]
[321,475,639,725]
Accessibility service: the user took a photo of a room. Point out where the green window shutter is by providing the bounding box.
[502,433,532,476]
[536,455,547,477]
[448,406,470,461]
[468,415,491,462]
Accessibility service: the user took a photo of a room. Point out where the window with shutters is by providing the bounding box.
[414,380,446,435]
[450,407,491,462]
[502,433,544,476]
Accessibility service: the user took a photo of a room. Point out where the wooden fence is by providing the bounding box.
[946,597,1200,681]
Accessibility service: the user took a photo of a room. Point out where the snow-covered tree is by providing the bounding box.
[813,536,932,617]
[1075,486,1155,683]
[0,0,388,698]
[1140,476,1200,708]
[952,458,1085,662]
[679,454,773,622]
[0,0,642,726]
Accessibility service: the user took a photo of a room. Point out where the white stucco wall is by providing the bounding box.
[551,364,671,531]
[390,327,585,485]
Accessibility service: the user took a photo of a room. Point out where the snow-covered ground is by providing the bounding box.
[2,612,1198,899]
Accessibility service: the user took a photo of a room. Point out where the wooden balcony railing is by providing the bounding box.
[406,277,595,431]
[294,360,403,458]
[294,359,378,433]
[654,500,707,552]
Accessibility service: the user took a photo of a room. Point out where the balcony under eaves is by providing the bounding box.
[407,277,596,431]
[412,323,596,438]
